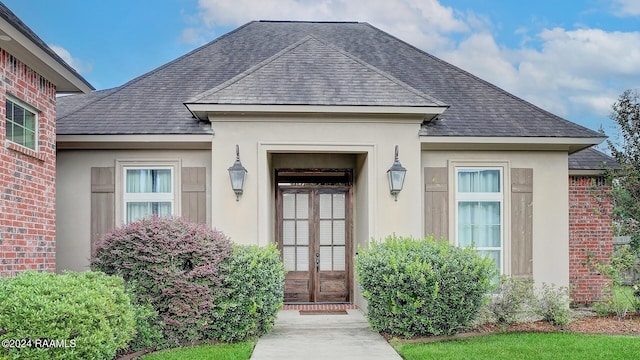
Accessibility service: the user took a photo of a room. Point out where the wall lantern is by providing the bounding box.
[228,144,247,201]
[387,145,407,201]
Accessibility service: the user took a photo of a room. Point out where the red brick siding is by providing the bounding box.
[569,176,614,305]
[0,48,57,277]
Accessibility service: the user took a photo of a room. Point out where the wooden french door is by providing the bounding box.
[277,186,351,303]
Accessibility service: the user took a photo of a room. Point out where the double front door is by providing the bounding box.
[277,186,351,303]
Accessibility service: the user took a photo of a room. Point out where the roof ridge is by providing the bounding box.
[361,23,602,136]
[258,20,360,24]
[187,32,447,107]
[58,21,260,120]
[316,34,447,107]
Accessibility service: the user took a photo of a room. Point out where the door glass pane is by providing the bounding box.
[333,246,346,271]
[296,246,308,271]
[333,193,345,218]
[320,247,332,271]
[283,247,295,271]
[333,220,345,245]
[457,169,500,193]
[283,220,295,245]
[296,193,309,219]
[319,220,332,245]
[319,193,332,219]
[283,193,295,219]
[296,220,309,245]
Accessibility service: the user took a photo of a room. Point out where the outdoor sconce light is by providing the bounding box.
[228,144,247,201]
[387,145,407,201]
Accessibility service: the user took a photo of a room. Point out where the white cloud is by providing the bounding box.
[194,0,470,51]
[612,0,640,17]
[49,44,92,74]
[187,0,640,130]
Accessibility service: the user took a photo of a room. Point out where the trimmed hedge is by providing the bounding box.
[0,271,135,360]
[355,235,497,338]
[208,244,285,342]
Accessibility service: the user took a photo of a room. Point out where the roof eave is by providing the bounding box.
[420,136,606,153]
[0,16,94,93]
[57,134,213,149]
[184,103,448,121]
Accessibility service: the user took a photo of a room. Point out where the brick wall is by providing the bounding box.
[569,175,614,305]
[0,48,57,277]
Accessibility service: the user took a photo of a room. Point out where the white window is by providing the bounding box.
[455,168,504,273]
[123,167,174,223]
[5,97,38,150]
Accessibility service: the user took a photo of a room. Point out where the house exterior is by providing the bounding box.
[55,21,613,306]
[0,3,93,277]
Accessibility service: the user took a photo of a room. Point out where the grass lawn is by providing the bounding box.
[395,333,640,360]
[139,341,254,360]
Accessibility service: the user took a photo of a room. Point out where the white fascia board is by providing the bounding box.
[184,103,447,120]
[57,134,213,149]
[0,18,94,93]
[420,136,606,153]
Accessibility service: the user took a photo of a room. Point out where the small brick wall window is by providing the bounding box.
[6,98,37,150]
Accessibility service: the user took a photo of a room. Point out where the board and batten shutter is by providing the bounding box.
[424,167,448,240]
[181,167,207,224]
[91,167,115,250]
[510,168,533,279]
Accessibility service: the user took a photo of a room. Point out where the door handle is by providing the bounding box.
[315,252,320,272]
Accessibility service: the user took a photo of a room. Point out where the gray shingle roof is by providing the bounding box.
[57,20,602,138]
[188,35,445,107]
[569,147,619,171]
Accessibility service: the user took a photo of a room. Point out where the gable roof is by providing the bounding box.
[57,20,602,138]
[187,35,445,107]
[0,2,93,93]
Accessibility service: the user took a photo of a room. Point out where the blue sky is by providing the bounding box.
[3,0,640,139]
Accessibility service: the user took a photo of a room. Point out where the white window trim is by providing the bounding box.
[115,160,181,225]
[5,95,39,152]
[449,161,511,275]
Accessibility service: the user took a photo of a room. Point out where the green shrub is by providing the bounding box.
[534,283,572,326]
[355,235,498,338]
[91,216,233,346]
[127,300,164,352]
[485,276,535,324]
[593,285,639,319]
[0,271,135,360]
[207,244,285,342]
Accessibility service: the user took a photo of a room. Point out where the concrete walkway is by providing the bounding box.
[250,309,402,360]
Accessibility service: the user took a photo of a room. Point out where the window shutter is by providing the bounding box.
[91,167,115,250]
[424,167,448,240]
[511,168,533,279]
[181,167,207,224]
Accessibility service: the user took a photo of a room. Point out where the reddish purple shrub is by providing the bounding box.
[91,216,232,346]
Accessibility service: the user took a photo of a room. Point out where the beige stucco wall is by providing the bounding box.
[55,118,572,304]
[210,116,425,250]
[421,150,570,289]
[55,149,211,272]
